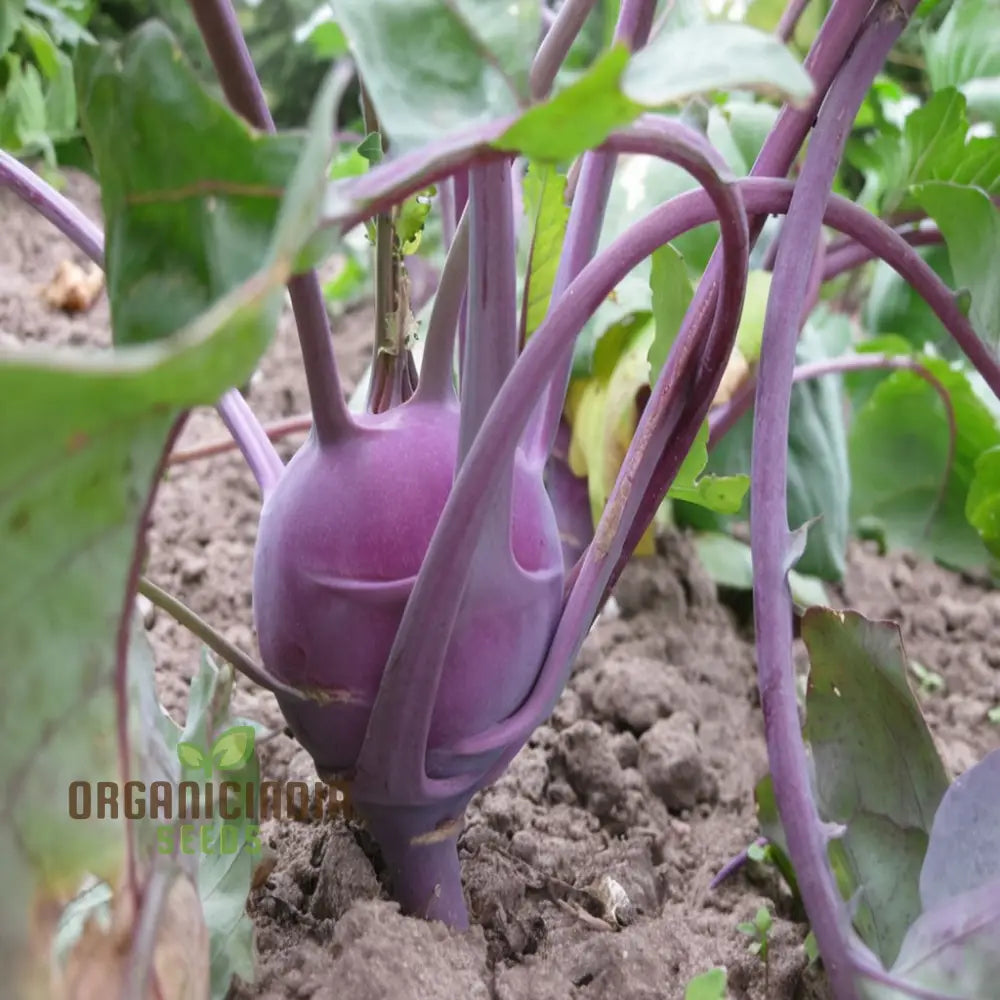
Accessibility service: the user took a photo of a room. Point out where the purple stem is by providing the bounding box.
[439,178,457,249]
[750,5,914,997]
[0,149,103,263]
[412,209,469,405]
[361,803,468,926]
[187,0,354,445]
[710,351,958,542]
[822,226,941,282]
[525,0,655,466]
[345,175,994,930]
[777,0,813,43]
[0,151,283,494]
[362,119,746,800]
[453,171,470,377]
[710,838,768,889]
[615,0,899,571]
[216,389,284,495]
[448,122,749,769]
[447,173,1000,748]
[709,352,956,450]
[458,160,519,464]
[530,0,601,100]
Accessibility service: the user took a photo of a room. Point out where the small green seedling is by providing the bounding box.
[907,659,945,696]
[738,904,773,991]
[684,966,728,1000]
[804,930,819,966]
[987,705,1000,725]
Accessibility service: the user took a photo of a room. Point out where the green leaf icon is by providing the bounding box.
[177,741,208,771]
[211,725,255,771]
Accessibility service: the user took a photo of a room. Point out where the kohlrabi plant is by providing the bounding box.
[4,0,1000,998]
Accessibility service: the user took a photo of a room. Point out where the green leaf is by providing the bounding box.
[801,609,950,966]
[924,0,1000,124]
[0,51,334,993]
[693,532,828,609]
[752,775,800,900]
[521,161,569,339]
[0,56,48,154]
[706,99,780,178]
[0,0,24,58]
[913,182,1000,355]
[863,249,959,358]
[21,18,59,78]
[331,0,539,151]
[686,311,850,581]
[734,270,772,364]
[211,725,256,771]
[26,0,94,47]
[177,741,209,771]
[76,22,311,346]
[745,0,823,49]
[849,356,1000,570]
[43,50,77,140]
[496,45,641,162]
[575,150,715,370]
[396,187,434,253]
[307,19,348,59]
[357,130,383,164]
[667,422,749,516]
[966,445,1000,556]
[566,317,654,533]
[622,22,813,109]
[648,243,694,379]
[0,261,289,995]
[684,967,727,1000]
[859,90,1000,213]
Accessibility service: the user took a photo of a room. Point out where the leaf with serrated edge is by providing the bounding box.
[332,0,538,151]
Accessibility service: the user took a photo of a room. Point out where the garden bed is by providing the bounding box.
[5,174,996,1000]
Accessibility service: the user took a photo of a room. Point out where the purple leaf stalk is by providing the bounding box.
[10,0,1000,995]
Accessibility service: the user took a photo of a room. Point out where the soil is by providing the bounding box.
[4,173,998,1000]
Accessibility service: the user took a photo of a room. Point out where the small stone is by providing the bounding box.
[136,594,156,629]
[179,554,208,584]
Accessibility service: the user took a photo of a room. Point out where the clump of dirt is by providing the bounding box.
[4,173,998,1000]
